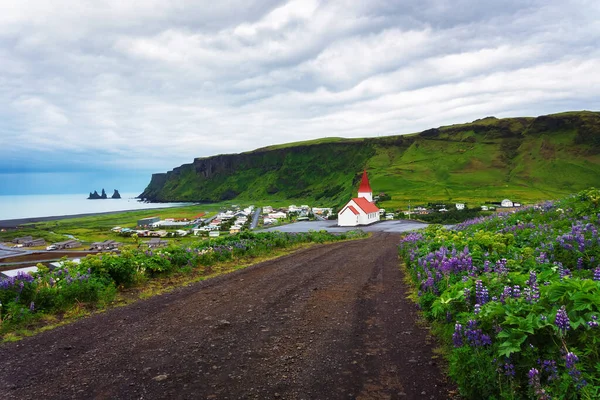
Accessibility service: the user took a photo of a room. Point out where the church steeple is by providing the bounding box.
[357,170,373,202]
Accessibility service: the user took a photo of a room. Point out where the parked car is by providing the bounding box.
[46,245,57,251]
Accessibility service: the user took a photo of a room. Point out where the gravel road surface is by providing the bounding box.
[0,233,453,399]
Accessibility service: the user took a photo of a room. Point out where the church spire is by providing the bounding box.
[357,170,373,202]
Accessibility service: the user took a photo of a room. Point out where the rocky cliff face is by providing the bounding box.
[138,111,600,205]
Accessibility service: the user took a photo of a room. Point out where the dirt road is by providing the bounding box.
[0,233,453,399]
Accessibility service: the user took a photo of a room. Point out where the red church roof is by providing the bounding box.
[343,205,359,215]
[358,170,372,193]
[352,197,379,214]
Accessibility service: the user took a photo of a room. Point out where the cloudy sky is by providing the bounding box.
[1,0,599,194]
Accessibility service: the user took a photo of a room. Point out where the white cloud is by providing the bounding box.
[0,0,599,175]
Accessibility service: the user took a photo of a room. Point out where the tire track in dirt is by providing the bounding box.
[0,233,454,399]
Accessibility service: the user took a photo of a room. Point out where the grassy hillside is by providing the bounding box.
[139,111,600,209]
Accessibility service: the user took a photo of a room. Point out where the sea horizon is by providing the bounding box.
[0,193,190,221]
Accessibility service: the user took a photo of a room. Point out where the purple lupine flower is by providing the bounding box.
[504,362,515,377]
[452,323,463,347]
[463,288,471,306]
[539,359,558,381]
[593,267,600,281]
[29,302,35,311]
[565,352,585,388]
[500,286,512,304]
[512,285,521,298]
[475,280,489,305]
[474,303,481,315]
[528,368,540,386]
[588,315,598,328]
[555,306,570,334]
[494,259,508,275]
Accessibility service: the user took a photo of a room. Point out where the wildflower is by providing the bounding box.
[588,315,598,328]
[528,368,539,387]
[565,352,586,388]
[474,303,481,315]
[555,306,570,334]
[593,267,600,281]
[504,362,515,377]
[29,302,35,311]
[452,323,463,347]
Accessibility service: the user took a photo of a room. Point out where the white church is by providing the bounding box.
[338,170,380,227]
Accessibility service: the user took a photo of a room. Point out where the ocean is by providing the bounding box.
[0,193,189,221]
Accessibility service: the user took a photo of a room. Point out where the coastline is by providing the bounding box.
[0,205,192,229]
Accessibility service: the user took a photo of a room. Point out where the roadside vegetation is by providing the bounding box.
[398,188,600,399]
[0,230,367,340]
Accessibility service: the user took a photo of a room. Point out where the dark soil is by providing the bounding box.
[0,233,455,399]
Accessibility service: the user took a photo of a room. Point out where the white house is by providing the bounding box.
[268,212,287,219]
[338,170,380,226]
[501,199,514,208]
[455,203,465,210]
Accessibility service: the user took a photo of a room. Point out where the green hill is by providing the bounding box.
[139,111,600,209]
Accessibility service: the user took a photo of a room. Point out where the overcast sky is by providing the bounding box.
[1,0,599,194]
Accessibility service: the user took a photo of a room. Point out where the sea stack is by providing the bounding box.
[111,189,121,199]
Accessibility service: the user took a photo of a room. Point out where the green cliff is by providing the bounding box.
[138,111,600,207]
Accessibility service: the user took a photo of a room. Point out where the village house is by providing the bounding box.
[138,216,160,227]
[90,240,122,251]
[455,203,465,210]
[268,211,287,219]
[501,199,514,208]
[12,236,33,244]
[145,238,168,248]
[1,266,39,278]
[20,238,46,247]
[338,170,380,227]
[53,239,81,250]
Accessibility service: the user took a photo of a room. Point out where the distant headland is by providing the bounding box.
[88,189,121,200]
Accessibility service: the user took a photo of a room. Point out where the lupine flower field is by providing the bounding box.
[399,189,600,399]
[0,230,366,336]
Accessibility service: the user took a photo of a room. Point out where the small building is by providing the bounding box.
[90,240,122,251]
[22,238,46,247]
[230,226,241,234]
[338,170,380,227]
[111,227,122,232]
[338,197,380,226]
[12,236,33,244]
[145,238,168,248]
[455,203,465,210]
[481,205,489,211]
[501,199,514,208]
[1,266,39,278]
[209,231,220,238]
[53,240,81,249]
[268,212,287,219]
[138,217,160,227]
[262,206,273,214]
